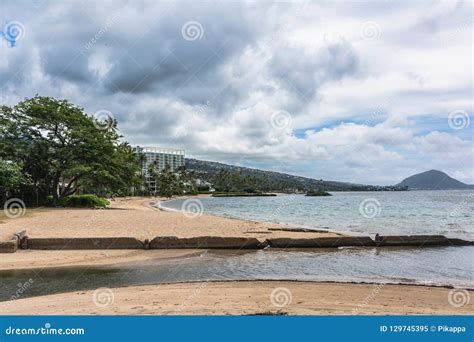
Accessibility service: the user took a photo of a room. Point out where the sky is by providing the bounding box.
[1,0,473,185]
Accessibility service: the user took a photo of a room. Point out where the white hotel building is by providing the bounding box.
[133,146,185,192]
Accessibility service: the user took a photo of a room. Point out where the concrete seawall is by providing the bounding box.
[1,232,472,252]
[265,235,472,249]
[0,231,25,253]
[0,238,19,253]
[150,236,263,249]
[27,237,144,250]
[266,236,375,248]
[376,235,473,247]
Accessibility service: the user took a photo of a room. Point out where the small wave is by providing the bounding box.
[152,201,181,213]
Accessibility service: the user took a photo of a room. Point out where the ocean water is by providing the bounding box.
[2,191,472,301]
[162,191,474,240]
[1,247,473,301]
[149,191,473,288]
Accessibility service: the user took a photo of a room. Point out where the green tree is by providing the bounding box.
[212,169,232,192]
[0,160,29,201]
[0,96,140,203]
[146,160,158,195]
[156,164,177,198]
[80,143,142,196]
[176,165,198,195]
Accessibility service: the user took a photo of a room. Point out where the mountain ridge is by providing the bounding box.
[185,158,405,191]
[396,170,474,190]
[186,159,472,191]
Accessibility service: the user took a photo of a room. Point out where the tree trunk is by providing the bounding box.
[51,173,61,202]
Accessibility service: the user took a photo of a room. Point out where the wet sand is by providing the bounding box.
[1,197,470,316]
[0,249,204,271]
[1,280,471,315]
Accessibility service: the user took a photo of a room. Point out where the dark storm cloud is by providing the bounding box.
[1,0,473,184]
[97,3,264,103]
[2,1,264,104]
[42,46,91,83]
[268,41,360,103]
[3,0,355,114]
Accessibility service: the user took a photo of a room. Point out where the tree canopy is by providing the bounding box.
[0,96,140,203]
[0,160,28,197]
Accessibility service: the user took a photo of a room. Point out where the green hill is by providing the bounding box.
[396,170,474,190]
[185,158,406,192]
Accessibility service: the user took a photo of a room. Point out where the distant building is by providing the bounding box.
[133,146,185,192]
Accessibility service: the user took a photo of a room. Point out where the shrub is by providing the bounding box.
[242,187,256,193]
[58,194,109,208]
[45,195,54,205]
[305,190,332,197]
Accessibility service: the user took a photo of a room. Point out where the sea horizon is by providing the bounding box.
[160,190,474,240]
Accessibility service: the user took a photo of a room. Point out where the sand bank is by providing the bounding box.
[1,281,471,315]
[0,196,340,242]
[0,196,341,270]
[0,249,204,271]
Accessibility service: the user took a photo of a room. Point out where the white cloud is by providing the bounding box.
[1,0,472,184]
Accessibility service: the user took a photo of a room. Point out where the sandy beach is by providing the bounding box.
[0,196,341,242]
[1,196,472,316]
[0,196,343,271]
[1,280,471,315]
[0,249,205,271]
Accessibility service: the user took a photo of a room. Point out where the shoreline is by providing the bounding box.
[0,196,344,251]
[0,196,339,271]
[1,196,471,271]
[0,249,206,272]
[155,195,360,237]
[2,248,473,289]
[1,280,471,315]
[1,197,472,315]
